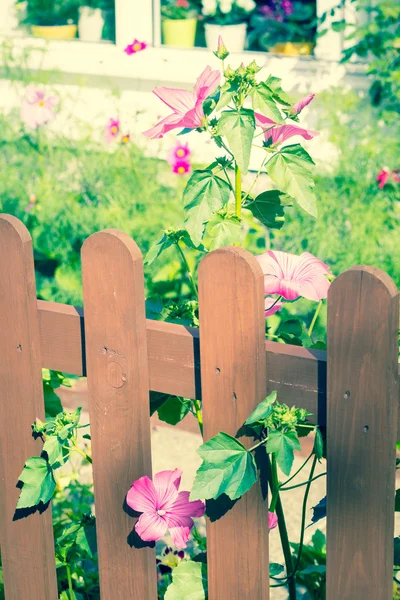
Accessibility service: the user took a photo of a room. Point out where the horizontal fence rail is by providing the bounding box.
[1,213,399,600]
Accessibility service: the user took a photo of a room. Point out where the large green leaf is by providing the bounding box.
[205,213,242,250]
[165,560,207,600]
[245,391,277,426]
[246,190,292,229]
[266,429,301,476]
[184,170,231,246]
[190,432,257,501]
[145,232,174,265]
[218,109,255,174]
[16,456,56,509]
[267,144,317,218]
[250,83,284,123]
[43,380,63,417]
[265,75,293,106]
[157,396,191,426]
[42,435,63,466]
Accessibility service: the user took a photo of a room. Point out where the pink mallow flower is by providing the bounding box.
[168,141,191,165]
[377,167,400,189]
[104,118,120,143]
[143,66,221,139]
[126,469,205,549]
[256,250,331,302]
[269,511,278,530]
[291,93,315,115]
[21,86,59,129]
[172,159,191,175]
[124,39,147,55]
[255,113,318,145]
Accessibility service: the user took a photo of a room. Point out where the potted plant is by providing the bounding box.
[161,0,199,48]
[248,0,316,55]
[78,0,104,42]
[202,0,256,53]
[15,0,80,39]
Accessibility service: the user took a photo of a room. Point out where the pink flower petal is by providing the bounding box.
[154,469,182,509]
[135,511,168,542]
[126,475,157,513]
[268,511,278,530]
[194,65,221,99]
[153,87,196,115]
[264,124,318,145]
[264,296,284,317]
[255,112,277,129]
[164,514,194,549]
[291,93,315,115]
[142,113,185,139]
[167,491,205,517]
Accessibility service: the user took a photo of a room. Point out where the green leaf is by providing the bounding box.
[150,391,170,415]
[269,562,285,576]
[267,144,317,218]
[218,109,255,174]
[266,430,301,476]
[184,170,231,246]
[17,456,56,509]
[250,83,284,123]
[42,435,63,466]
[215,89,235,112]
[312,529,326,554]
[264,75,293,106]
[191,432,257,501]
[313,428,324,460]
[205,213,242,250]
[145,232,174,265]
[157,396,191,426]
[299,564,326,575]
[395,489,400,512]
[246,190,292,230]
[394,537,400,567]
[76,522,97,558]
[59,592,77,600]
[43,380,63,417]
[145,295,163,319]
[245,391,277,426]
[165,560,207,600]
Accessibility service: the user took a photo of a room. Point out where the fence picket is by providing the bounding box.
[0,215,58,599]
[81,230,157,600]
[327,266,399,600]
[198,246,269,600]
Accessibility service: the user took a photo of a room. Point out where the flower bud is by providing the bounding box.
[224,65,235,79]
[214,35,230,60]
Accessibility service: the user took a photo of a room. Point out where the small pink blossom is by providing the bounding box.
[176,0,190,6]
[172,159,191,175]
[268,511,278,530]
[168,141,191,165]
[104,118,120,143]
[126,469,205,549]
[255,113,318,145]
[21,86,59,129]
[264,296,284,317]
[256,250,331,302]
[377,167,400,189]
[124,39,147,55]
[291,93,315,115]
[143,66,221,139]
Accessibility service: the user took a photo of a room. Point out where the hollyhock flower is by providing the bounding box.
[143,65,220,139]
[156,547,185,574]
[281,0,293,15]
[268,511,278,530]
[124,39,147,55]
[172,159,191,175]
[264,295,284,317]
[21,86,59,129]
[255,113,318,145]
[291,93,315,115]
[168,141,191,165]
[104,118,120,143]
[377,167,400,189]
[126,469,205,549]
[256,250,331,302]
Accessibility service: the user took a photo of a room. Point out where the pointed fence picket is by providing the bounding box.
[0,213,398,600]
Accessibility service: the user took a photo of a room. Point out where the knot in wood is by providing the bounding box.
[107,361,126,388]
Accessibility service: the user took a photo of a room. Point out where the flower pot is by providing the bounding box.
[205,23,247,53]
[270,41,314,56]
[162,18,197,48]
[31,24,77,40]
[78,6,104,42]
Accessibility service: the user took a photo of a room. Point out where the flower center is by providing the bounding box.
[177,166,185,174]
[111,126,118,133]
[177,149,185,157]
[133,43,141,51]
[157,509,166,516]
[38,101,45,107]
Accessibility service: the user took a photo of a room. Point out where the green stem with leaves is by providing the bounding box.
[292,455,318,575]
[66,563,74,599]
[192,399,204,437]
[174,241,198,300]
[308,300,323,337]
[235,163,242,219]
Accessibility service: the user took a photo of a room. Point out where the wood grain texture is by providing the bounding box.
[198,246,269,600]
[327,266,399,600]
[81,230,157,600]
[0,215,58,599]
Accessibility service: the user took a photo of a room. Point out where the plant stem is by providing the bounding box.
[269,455,280,512]
[280,452,313,488]
[248,437,268,453]
[66,563,74,599]
[235,163,242,219]
[242,156,266,204]
[72,441,92,464]
[280,471,326,492]
[174,241,198,300]
[307,300,323,337]
[192,399,203,437]
[292,455,318,575]
[267,454,297,600]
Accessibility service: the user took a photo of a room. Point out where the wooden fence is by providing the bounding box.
[0,212,399,600]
